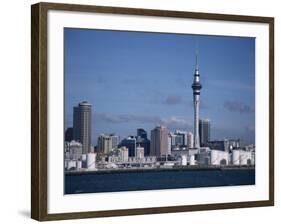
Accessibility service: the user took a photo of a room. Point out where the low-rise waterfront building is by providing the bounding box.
[86,152,96,170]
[232,149,253,165]
[65,140,83,160]
[136,146,145,160]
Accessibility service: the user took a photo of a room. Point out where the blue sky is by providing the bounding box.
[64,28,255,145]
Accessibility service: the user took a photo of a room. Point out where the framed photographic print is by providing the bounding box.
[31,2,274,221]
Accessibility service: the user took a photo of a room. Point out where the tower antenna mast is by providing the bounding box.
[195,42,199,70]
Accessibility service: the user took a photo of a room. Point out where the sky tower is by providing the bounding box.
[191,53,202,149]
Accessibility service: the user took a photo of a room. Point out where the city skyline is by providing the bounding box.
[67,100,244,150]
[64,28,255,145]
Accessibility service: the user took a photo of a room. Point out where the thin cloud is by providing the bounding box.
[95,112,192,130]
[95,113,161,124]
[163,95,182,105]
[245,125,255,132]
[224,101,254,114]
[160,116,192,129]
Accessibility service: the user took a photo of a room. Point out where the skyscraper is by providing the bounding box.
[64,127,73,142]
[186,132,194,148]
[174,130,188,146]
[191,53,202,149]
[150,126,169,157]
[168,132,176,151]
[137,128,147,139]
[119,146,129,162]
[109,134,120,149]
[97,134,119,154]
[136,128,150,156]
[97,134,113,154]
[73,101,92,154]
[199,119,211,146]
[119,136,137,157]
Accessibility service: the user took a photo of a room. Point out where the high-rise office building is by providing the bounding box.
[137,128,147,139]
[199,119,210,146]
[119,146,129,162]
[110,134,120,149]
[65,127,73,142]
[175,134,184,146]
[97,134,119,154]
[73,101,92,154]
[119,136,137,157]
[174,130,188,146]
[150,126,169,157]
[169,130,189,150]
[97,134,113,154]
[136,128,150,156]
[168,132,178,151]
[186,132,194,148]
[191,54,202,148]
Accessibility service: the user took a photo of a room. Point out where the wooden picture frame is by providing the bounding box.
[31,2,274,221]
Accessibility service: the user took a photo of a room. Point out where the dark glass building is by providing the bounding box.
[136,128,150,156]
[119,136,136,157]
[137,128,148,139]
[199,119,210,146]
[65,127,73,142]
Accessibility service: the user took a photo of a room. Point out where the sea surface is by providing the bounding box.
[65,169,255,194]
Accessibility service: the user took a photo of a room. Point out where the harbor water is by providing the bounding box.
[65,169,255,194]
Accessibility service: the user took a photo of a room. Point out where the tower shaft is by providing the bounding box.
[191,56,202,149]
[193,94,200,148]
